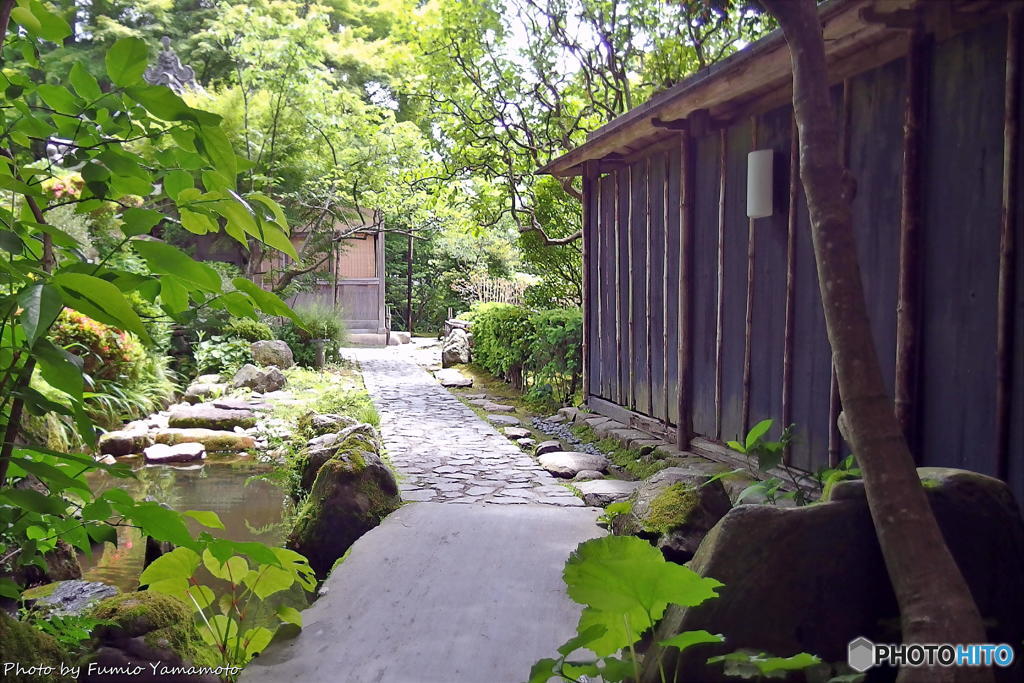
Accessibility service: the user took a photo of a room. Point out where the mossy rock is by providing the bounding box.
[153,427,255,452]
[288,448,401,577]
[612,466,731,563]
[90,592,193,640]
[167,405,256,431]
[299,432,379,491]
[0,610,71,682]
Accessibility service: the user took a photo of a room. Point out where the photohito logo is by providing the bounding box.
[847,637,1015,672]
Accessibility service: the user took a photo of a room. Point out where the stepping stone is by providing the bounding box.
[538,451,611,478]
[481,401,515,412]
[435,368,473,388]
[501,427,531,440]
[535,440,562,456]
[516,438,536,449]
[574,479,641,507]
[402,489,437,502]
[213,397,271,411]
[168,405,256,430]
[488,414,520,426]
[144,442,206,464]
[466,486,496,496]
[573,470,604,482]
[153,428,255,452]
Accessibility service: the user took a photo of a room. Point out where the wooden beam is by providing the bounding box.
[714,128,727,439]
[894,21,927,461]
[581,160,597,403]
[741,118,758,436]
[652,117,688,131]
[997,7,1022,479]
[678,132,696,448]
[782,120,799,463]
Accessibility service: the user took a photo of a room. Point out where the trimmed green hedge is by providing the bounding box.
[468,303,582,405]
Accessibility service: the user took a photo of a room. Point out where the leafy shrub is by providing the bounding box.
[276,302,347,367]
[194,335,252,376]
[223,318,274,342]
[467,303,582,404]
[50,309,146,382]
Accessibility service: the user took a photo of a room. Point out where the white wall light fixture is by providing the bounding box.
[747,149,774,218]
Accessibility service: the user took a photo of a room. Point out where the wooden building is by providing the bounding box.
[540,0,1024,499]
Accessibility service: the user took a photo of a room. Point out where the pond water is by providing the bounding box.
[80,458,291,592]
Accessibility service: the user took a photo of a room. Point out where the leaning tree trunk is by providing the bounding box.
[761,1,990,680]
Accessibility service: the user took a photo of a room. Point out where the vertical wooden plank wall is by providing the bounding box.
[599,174,617,401]
[649,153,668,421]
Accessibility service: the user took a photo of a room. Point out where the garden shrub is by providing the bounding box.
[468,303,582,404]
[193,336,252,376]
[50,309,146,382]
[276,302,347,367]
[223,318,275,342]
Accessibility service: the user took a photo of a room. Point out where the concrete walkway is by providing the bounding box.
[243,345,602,683]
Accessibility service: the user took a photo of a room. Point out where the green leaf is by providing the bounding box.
[242,626,273,657]
[232,278,298,322]
[0,488,67,515]
[183,510,224,529]
[184,584,214,611]
[139,547,201,588]
[275,605,303,628]
[127,502,194,548]
[11,457,89,493]
[527,658,558,683]
[26,0,71,42]
[10,7,42,35]
[202,550,248,583]
[106,38,149,88]
[242,565,293,600]
[256,219,299,260]
[35,340,84,399]
[17,283,62,344]
[745,419,773,450]
[121,208,163,237]
[557,623,607,656]
[756,652,821,674]
[659,630,725,653]
[197,126,236,184]
[132,240,221,292]
[160,276,189,314]
[0,578,22,599]
[199,614,238,647]
[178,209,214,235]
[81,499,112,521]
[249,192,288,228]
[52,272,151,343]
[86,523,118,546]
[36,84,81,115]
[69,63,102,101]
[163,170,193,200]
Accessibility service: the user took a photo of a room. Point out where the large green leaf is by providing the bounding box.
[120,208,163,237]
[35,340,84,400]
[0,488,67,515]
[163,170,193,200]
[658,629,726,653]
[69,63,102,101]
[106,38,149,87]
[24,0,71,42]
[52,272,150,343]
[9,457,89,493]
[159,276,189,314]
[125,502,194,548]
[36,84,81,115]
[183,510,224,529]
[132,240,221,292]
[17,283,62,344]
[197,126,237,184]
[232,278,298,323]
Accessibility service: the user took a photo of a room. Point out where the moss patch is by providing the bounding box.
[0,611,69,681]
[90,592,215,667]
[571,425,668,480]
[643,483,701,534]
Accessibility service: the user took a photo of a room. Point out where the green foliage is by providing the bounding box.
[468,303,582,406]
[597,500,633,528]
[50,309,145,383]
[140,545,315,675]
[223,318,275,343]
[276,303,347,367]
[194,335,253,376]
[706,651,823,679]
[728,420,813,506]
[18,610,114,656]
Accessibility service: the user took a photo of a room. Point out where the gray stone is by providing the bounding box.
[251,339,295,368]
[593,419,627,439]
[501,426,531,440]
[488,414,520,426]
[144,442,206,464]
[515,438,536,449]
[230,363,287,393]
[573,470,604,481]
[441,328,471,367]
[535,440,562,456]
[538,451,610,478]
[434,368,473,387]
[643,467,1024,683]
[153,428,255,451]
[168,404,256,430]
[287,448,401,577]
[481,400,515,412]
[213,397,270,411]
[182,382,225,404]
[302,412,358,437]
[557,406,581,422]
[194,374,222,384]
[98,429,154,457]
[391,331,412,344]
[613,467,732,564]
[574,479,641,507]
[22,580,119,617]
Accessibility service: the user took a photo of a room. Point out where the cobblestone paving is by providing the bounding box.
[345,346,584,507]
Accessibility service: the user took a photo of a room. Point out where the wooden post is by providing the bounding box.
[582,161,598,403]
[782,120,799,461]
[645,155,654,417]
[615,169,626,407]
[741,118,758,435]
[663,151,672,425]
[406,230,414,333]
[714,129,728,439]
[997,8,1022,479]
[894,26,927,462]
[678,131,696,447]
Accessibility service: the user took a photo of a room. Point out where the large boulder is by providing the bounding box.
[641,468,1024,683]
[300,424,383,491]
[538,451,610,478]
[144,442,206,465]
[0,611,70,682]
[99,429,154,457]
[21,579,119,617]
[85,592,218,683]
[167,404,256,431]
[229,363,287,393]
[288,447,401,577]
[153,428,255,452]
[441,328,471,367]
[251,339,294,368]
[297,412,358,438]
[612,466,731,563]
[181,382,225,405]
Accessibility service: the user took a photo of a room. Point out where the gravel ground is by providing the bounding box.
[530,416,605,456]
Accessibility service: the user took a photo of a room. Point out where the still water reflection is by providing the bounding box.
[80,460,289,592]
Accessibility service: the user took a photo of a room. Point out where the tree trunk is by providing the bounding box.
[761,1,990,680]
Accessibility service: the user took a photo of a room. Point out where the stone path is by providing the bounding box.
[345,346,583,507]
